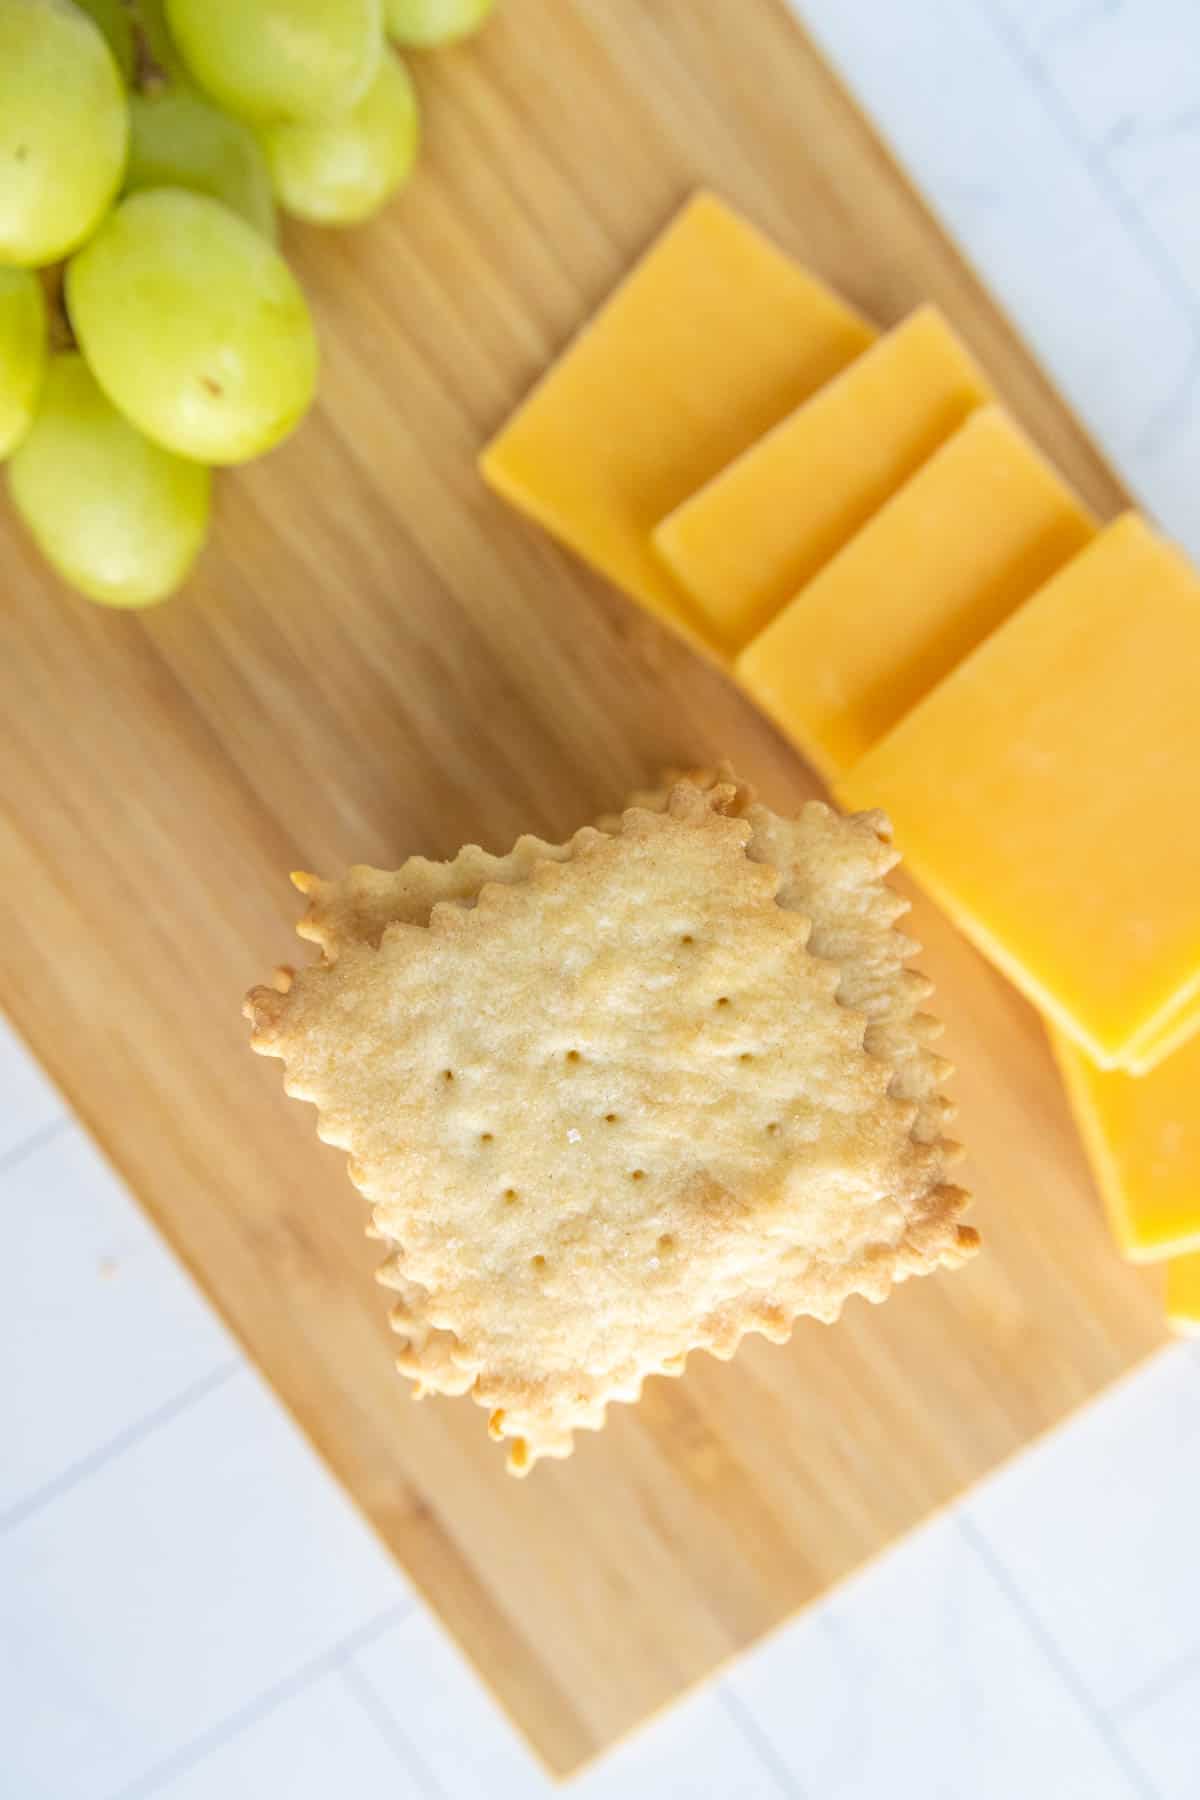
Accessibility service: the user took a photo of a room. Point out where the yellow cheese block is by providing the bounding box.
[653,305,992,648]
[839,514,1200,1069]
[736,406,1097,780]
[479,191,875,654]
[1166,1255,1200,1333]
[1052,1030,1200,1262]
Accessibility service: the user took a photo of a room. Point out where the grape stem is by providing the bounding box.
[41,267,76,353]
[124,0,169,97]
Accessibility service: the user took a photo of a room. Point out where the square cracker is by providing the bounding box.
[602,770,955,1149]
[307,766,955,1150]
[248,777,973,1472]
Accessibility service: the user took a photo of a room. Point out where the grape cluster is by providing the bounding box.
[0,0,492,608]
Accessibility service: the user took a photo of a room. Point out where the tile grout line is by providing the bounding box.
[984,0,1200,453]
[0,1360,243,1534]
[339,1655,448,1800]
[956,1514,1161,1800]
[103,1601,417,1800]
[1109,1640,1200,1726]
[717,1680,808,1799]
[1036,0,1124,54]
[982,0,1200,334]
[0,1113,72,1180]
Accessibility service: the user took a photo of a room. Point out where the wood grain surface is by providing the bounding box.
[0,0,1168,1777]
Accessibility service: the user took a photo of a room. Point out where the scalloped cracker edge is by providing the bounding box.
[248,774,974,1472]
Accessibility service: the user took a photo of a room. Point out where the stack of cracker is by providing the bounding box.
[246,772,976,1474]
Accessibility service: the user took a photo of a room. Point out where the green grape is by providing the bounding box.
[260,50,418,226]
[67,188,318,465]
[73,0,135,82]
[384,0,492,48]
[165,0,383,123]
[0,269,47,458]
[8,352,211,607]
[127,89,277,239]
[0,0,129,266]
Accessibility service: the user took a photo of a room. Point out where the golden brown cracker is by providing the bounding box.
[249,779,971,1472]
[292,835,572,963]
[598,770,956,1148]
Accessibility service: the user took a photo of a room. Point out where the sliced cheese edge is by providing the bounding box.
[1166,1254,1200,1333]
[838,514,1200,1067]
[653,304,993,650]
[1121,983,1200,1076]
[1051,1029,1200,1263]
[480,190,875,654]
[736,405,1097,780]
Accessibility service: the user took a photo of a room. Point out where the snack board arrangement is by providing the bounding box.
[0,0,1192,1776]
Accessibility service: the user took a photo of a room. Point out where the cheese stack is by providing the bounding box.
[480,192,1200,1322]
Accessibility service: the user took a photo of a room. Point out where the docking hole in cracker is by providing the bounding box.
[246,771,975,1473]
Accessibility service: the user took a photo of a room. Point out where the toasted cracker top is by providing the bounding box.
[249,777,973,1472]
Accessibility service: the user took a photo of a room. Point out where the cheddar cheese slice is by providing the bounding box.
[1166,1255,1200,1333]
[654,306,992,648]
[1052,1030,1200,1262]
[736,407,1097,780]
[480,192,875,653]
[839,514,1200,1069]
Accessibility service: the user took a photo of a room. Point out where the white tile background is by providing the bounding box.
[4,1,1200,1793]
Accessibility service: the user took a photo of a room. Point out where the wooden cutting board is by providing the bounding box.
[0,0,1169,1777]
